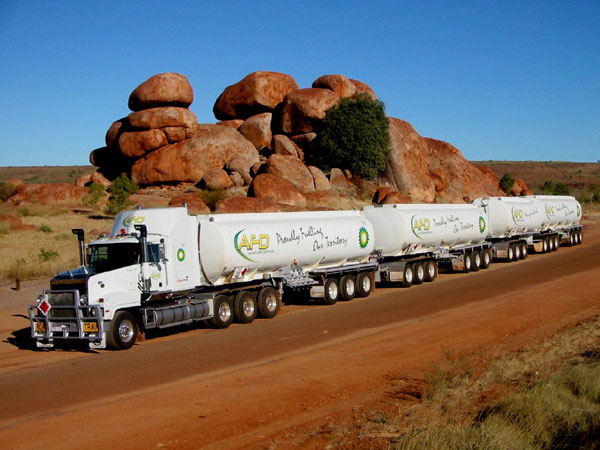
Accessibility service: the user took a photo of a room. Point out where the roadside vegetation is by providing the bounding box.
[0,203,113,280]
[329,316,600,449]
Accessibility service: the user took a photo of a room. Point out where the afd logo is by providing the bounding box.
[411,216,431,240]
[234,230,270,262]
[545,204,555,219]
[123,216,145,227]
[511,207,525,224]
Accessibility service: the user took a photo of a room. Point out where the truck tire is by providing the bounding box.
[480,249,491,269]
[413,262,425,284]
[463,253,472,272]
[578,230,583,244]
[234,291,257,324]
[569,233,575,246]
[470,251,481,272]
[356,272,373,297]
[513,243,521,260]
[210,295,234,329]
[402,264,414,287]
[507,245,515,261]
[324,277,340,305]
[339,274,356,301]
[424,260,437,282]
[257,287,280,319]
[554,235,560,250]
[519,242,527,259]
[107,311,138,350]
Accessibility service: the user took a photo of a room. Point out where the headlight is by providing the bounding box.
[36,295,43,304]
[79,295,88,305]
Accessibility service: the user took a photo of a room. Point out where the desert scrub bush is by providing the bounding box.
[197,189,227,210]
[0,221,10,234]
[106,173,138,215]
[38,224,53,233]
[313,93,390,180]
[17,205,68,217]
[82,182,106,208]
[38,248,59,261]
[0,182,18,201]
[499,172,515,194]
[537,180,572,196]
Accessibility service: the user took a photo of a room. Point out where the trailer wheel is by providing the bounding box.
[413,262,425,284]
[210,295,234,328]
[324,277,340,304]
[402,264,414,287]
[514,243,522,260]
[463,253,472,272]
[519,242,528,259]
[577,230,583,245]
[234,291,257,324]
[257,287,280,319]
[470,251,481,272]
[356,272,373,297]
[424,260,438,281]
[339,275,356,301]
[107,311,138,350]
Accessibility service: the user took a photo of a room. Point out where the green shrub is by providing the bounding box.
[197,189,227,210]
[499,173,515,194]
[313,93,390,180]
[106,174,138,215]
[38,248,59,261]
[0,183,18,202]
[82,182,106,208]
[537,180,572,196]
[38,224,53,233]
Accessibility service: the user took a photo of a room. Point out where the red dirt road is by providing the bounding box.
[0,225,599,449]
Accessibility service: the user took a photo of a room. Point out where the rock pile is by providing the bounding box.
[83,70,508,212]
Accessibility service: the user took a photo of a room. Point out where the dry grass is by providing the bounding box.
[0,204,113,280]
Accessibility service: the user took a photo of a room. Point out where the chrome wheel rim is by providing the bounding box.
[327,282,338,299]
[118,320,134,343]
[345,279,355,296]
[405,267,413,283]
[265,293,278,312]
[427,263,436,278]
[361,275,371,292]
[218,302,232,321]
[243,298,255,317]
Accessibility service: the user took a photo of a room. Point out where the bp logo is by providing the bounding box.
[478,216,486,233]
[177,248,185,262]
[577,205,581,217]
[358,227,370,248]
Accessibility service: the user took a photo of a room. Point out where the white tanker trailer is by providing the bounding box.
[363,203,492,286]
[29,207,377,350]
[473,196,583,258]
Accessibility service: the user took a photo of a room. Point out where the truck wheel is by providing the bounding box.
[356,272,373,297]
[570,233,575,246]
[402,264,414,287]
[424,260,437,281]
[554,235,560,250]
[578,230,583,244]
[234,291,257,324]
[463,253,472,272]
[470,251,481,272]
[413,262,425,284]
[323,277,340,305]
[507,245,515,261]
[513,243,521,260]
[519,242,528,259]
[210,295,234,329]
[480,249,491,269]
[339,275,356,301]
[257,287,280,318]
[107,311,138,350]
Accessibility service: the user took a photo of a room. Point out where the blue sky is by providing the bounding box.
[1,0,598,166]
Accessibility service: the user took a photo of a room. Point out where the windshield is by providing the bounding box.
[88,242,162,274]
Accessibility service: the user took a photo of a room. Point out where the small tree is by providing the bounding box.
[499,173,515,194]
[82,182,106,208]
[313,93,390,180]
[106,174,138,215]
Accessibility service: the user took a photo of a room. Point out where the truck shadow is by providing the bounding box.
[5,323,99,353]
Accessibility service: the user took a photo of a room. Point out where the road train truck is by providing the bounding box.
[473,195,583,260]
[363,203,492,286]
[29,207,377,350]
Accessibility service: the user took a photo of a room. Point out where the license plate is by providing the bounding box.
[35,322,46,332]
[83,322,98,333]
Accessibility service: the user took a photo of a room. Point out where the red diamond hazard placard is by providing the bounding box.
[38,299,51,315]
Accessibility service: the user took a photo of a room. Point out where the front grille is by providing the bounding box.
[48,291,77,318]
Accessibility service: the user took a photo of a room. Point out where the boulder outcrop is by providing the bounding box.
[312,74,356,98]
[277,88,339,134]
[128,73,194,112]
[248,173,306,207]
[266,154,315,193]
[213,71,299,120]
[239,113,272,150]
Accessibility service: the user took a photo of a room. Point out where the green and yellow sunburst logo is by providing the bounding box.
[358,227,370,248]
[479,216,486,233]
[177,248,185,262]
